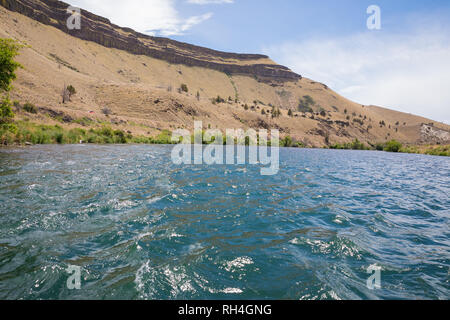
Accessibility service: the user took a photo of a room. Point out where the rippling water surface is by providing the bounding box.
[0,145,449,300]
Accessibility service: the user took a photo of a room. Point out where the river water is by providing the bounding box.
[0,145,448,299]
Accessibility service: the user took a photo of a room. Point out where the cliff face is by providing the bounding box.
[1,0,301,82]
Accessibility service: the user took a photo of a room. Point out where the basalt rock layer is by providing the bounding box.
[1,0,301,82]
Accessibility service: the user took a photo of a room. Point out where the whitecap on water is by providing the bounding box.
[222,288,243,294]
[148,196,163,204]
[187,243,203,253]
[224,257,254,272]
[333,216,345,224]
[135,261,197,299]
[163,266,196,295]
[169,232,183,239]
[114,199,138,210]
[328,290,342,300]
[135,231,153,242]
[135,260,151,296]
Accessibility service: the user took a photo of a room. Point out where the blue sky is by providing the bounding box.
[172,0,450,53]
[69,0,450,123]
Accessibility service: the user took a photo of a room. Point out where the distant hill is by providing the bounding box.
[1,0,449,147]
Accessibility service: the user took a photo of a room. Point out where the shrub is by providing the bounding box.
[0,39,24,92]
[350,139,366,150]
[424,146,450,157]
[154,129,173,144]
[214,96,225,104]
[281,136,293,147]
[62,84,76,103]
[23,102,37,114]
[101,107,112,116]
[353,118,364,126]
[384,140,402,152]
[180,84,188,93]
[271,107,281,118]
[55,132,64,144]
[113,129,127,143]
[0,96,14,123]
[0,39,24,124]
[330,139,367,150]
[66,85,76,96]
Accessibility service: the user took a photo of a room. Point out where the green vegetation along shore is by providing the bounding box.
[1,120,448,157]
[0,38,448,157]
[0,121,173,145]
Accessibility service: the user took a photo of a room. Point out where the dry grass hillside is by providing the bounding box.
[1,4,449,147]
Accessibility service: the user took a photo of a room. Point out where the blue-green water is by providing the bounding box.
[0,145,449,300]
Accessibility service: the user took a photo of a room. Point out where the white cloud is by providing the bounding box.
[187,0,234,4]
[179,12,213,33]
[265,29,450,124]
[68,0,213,36]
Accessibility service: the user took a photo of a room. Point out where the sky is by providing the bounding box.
[68,0,450,124]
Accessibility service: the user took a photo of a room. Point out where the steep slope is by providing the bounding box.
[1,0,300,82]
[0,1,449,147]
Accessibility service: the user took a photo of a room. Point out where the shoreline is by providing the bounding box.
[1,120,449,157]
[2,140,449,158]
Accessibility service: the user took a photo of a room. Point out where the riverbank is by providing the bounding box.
[1,120,449,157]
[0,120,173,146]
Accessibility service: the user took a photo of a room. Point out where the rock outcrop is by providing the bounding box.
[420,123,450,144]
[1,0,301,82]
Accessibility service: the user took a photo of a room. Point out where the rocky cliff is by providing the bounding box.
[1,0,301,82]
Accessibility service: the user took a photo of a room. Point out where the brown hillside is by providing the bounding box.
[0,2,449,147]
